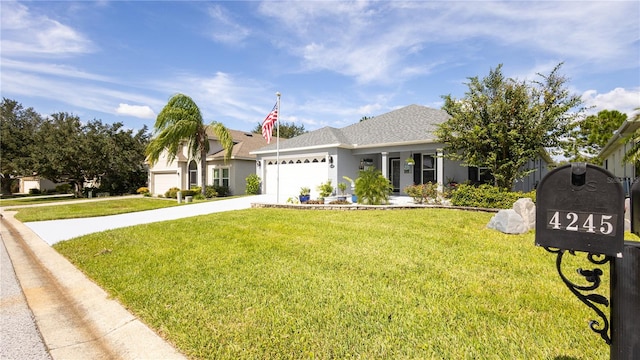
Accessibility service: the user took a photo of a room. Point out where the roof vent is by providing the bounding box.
[244,133,253,137]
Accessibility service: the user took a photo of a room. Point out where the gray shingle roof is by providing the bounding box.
[253,104,449,153]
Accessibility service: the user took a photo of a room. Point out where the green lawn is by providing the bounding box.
[54,208,611,359]
[0,194,76,207]
[13,197,182,222]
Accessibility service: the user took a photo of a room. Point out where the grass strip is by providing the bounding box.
[55,208,610,359]
[14,198,181,222]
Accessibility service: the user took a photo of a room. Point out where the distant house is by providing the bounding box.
[599,117,640,194]
[147,128,267,196]
[251,104,550,200]
[18,176,63,194]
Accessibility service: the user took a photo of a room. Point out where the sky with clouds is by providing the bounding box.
[1,1,639,134]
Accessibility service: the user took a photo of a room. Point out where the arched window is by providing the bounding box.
[189,161,198,188]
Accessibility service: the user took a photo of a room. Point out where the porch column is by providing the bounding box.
[381,152,389,179]
[436,148,444,188]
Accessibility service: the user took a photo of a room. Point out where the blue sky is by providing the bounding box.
[1,1,639,135]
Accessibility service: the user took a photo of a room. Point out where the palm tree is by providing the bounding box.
[146,93,233,196]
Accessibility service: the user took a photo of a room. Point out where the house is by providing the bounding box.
[147,128,267,196]
[18,176,64,194]
[251,104,550,200]
[599,116,640,195]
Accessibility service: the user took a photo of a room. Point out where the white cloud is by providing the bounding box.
[582,88,640,117]
[258,1,639,84]
[206,4,250,45]
[0,1,95,57]
[116,104,156,119]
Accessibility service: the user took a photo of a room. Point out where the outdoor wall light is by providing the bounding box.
[256,160,261,167]
[329,156,334,168]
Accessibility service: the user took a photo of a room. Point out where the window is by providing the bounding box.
[212,168,229,188]
[189,161,198,188]
[422,155,436,183]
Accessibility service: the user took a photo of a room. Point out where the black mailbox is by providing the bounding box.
[535,163,624,257]
[631,179,640,236]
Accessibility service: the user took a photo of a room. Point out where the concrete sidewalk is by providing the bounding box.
[1,194,273,359]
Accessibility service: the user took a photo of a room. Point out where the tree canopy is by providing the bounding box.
[1,98,150,196]
[567,109,627,163]
[252,121,306,139]
[0,98,42,193]
[146,93,233,196]
[436,63,585,190]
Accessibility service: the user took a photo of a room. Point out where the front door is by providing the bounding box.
[390,158,401,192]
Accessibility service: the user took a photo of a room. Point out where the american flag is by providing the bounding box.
[261,102,278,144]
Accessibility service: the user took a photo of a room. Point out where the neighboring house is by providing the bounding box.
[599,117,640,195]
[18,176,63,193]
[251,104,550,200]
[147,128,267,196]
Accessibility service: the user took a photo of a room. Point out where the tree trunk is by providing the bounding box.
[200,147,207,196]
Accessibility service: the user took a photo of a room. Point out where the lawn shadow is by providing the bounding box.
[554,356,580,360]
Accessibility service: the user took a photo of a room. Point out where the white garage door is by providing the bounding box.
[152,172,178,196]
[265,157,328,199]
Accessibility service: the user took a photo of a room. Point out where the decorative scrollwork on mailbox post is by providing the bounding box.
[545,248,612,344]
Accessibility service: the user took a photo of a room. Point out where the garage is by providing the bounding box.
[264,156,328,199]
[151,171,178,196]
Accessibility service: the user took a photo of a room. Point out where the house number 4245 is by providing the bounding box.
[547,210,617,236]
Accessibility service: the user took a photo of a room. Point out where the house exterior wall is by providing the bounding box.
[603,142,636,179]
[512,156,549,192]
[19,178,60,193]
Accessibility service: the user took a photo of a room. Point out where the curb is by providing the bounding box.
[1,211,186,360]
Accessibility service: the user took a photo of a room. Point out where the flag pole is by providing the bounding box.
[276,92,281,203]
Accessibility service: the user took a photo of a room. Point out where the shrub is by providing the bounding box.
[205,186,218,198]
[328,199,350,205]
[403,182,441,204]
[190,186,202,195]
[211,184,230,197]
[29,188,41,195]
[181,189,197,197]
[246,174,261,195]
[165,187,180,199]
[55,183,72,194]
[354,168,392,205]
[317,180,334,198]
[136,187,150,195]
[448,184,536,209]
[194,193,206,201]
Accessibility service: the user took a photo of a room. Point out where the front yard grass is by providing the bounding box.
[54,208,610,359]
[13,197,182,222]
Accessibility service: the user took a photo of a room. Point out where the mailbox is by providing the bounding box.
[631,179,640,236]
[535,163,624,257]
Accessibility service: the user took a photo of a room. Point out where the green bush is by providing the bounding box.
[164,187,180,199]
[403,182,441,204]
[211,184,230,197]
[448,184,536,209]
[181,189,197,197]
[55,183,72,194]
[205,186,218,198]
[317,180,334,198]
[136,187,149,195]
[29,188,41,195]
[246,174,261,195]
[354,168,392,205]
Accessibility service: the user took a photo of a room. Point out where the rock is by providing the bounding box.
[512,198,536,231]
[487,209,529,234]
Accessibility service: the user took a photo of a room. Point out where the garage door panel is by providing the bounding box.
[266,162,327,199]
[153,173,178,196]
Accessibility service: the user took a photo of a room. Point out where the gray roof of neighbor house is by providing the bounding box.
[208,128,268,160]
[252,104,449,153]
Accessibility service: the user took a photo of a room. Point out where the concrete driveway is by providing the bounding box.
[24,194,275,245]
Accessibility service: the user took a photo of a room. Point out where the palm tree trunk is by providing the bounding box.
[200,147,207,196]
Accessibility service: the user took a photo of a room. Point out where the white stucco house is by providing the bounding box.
[147,128,267,196]
[251,104,551,200]
[599,116,640,195]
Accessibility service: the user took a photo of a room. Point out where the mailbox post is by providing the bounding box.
[536,163,639,360]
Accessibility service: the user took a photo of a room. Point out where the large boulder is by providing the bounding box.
[512,198,536,231]
[487,209,529,234]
